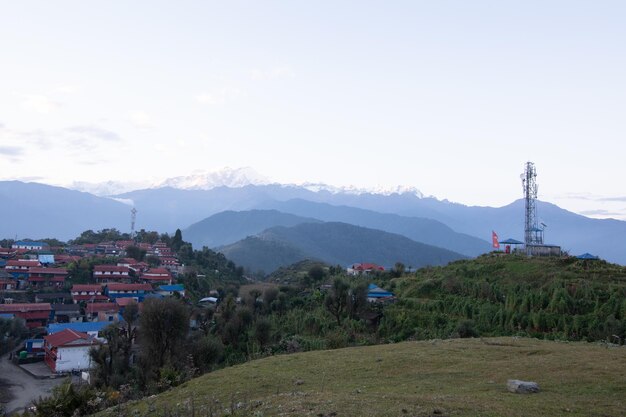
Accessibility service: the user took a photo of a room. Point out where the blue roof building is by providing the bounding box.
[157,284,185,297]
[367,283,394,300]
[47,321,111,337]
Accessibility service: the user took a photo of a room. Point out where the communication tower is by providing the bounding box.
[521,162,543,251]
[130,207,137,240]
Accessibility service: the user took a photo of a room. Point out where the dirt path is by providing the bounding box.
[0,354,68,415]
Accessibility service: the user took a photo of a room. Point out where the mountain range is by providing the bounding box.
[1,176,625,265]
[218,222,464,274]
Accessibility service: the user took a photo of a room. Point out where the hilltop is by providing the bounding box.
[218,222,465,274]
[97,337,626,417]
[381,254,626,342]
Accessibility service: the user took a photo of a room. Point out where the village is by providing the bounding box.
[0,238,191,377]
[0,237,395,410]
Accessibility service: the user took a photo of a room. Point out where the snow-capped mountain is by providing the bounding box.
[66,167,425,198]
[157,167,272,190]
[68,180,155,196]
[300,183,424,197]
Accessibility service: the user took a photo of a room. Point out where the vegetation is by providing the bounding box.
[381,253,626,343]
[94,337,626,417]
[21,251,626,416]
[0,317,27,355]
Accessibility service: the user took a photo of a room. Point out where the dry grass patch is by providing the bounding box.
[98,337,626,417]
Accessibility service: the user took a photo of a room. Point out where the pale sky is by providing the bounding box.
[1,1,625,218]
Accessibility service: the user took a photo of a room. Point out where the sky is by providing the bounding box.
[0,1,625,218]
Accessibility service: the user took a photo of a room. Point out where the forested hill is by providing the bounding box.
[219,222,465,275]
[382,254,626,342]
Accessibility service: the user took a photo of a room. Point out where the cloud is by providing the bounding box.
[109,197,135,206]
[249,66,295,81]
[66,125,121,141]
[556,192,626,203]
[8,176,45,182]
[578,209,626,218]
[0,146,23,156]
[20,94,62,114]
[129,111,154,129]
[595,196,626,202]
[195,87,242,106]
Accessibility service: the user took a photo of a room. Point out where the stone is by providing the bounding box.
[507,379,540,394]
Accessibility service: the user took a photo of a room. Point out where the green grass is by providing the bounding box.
[97,337,626,416]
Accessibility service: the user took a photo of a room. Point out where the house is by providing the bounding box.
[0,247,18,259]
[37,253,56,265]
[366,283,394,302]
[114,297,141,314]
[116,258,136,267]
[12,241,50,251]
[51,304,82,323]
[55,254,82,266]
[115,240,134,250]
[35,292,72,304]
[71,284,108,303]
[85,303,119,322]
[157,284,185,298]
[0,303,52,328]
[93,265,131,283]
[139,268,172,284]
[104,283,152,302]
[47,321,110,339]
[5,259,41,279]
[0,269,16,290]
[44,329,101,373]
[28,267,68,288]
[0,279,16,291]
[347,263,385,276]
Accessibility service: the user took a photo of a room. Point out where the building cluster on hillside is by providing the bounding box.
[0,239,186,374]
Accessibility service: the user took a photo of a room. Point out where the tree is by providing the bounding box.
[324,278,350,325]
[391,262,406,278]
[125,245,146,261]
[348,282,368,320]
[139,298,189,370]
[307,265,326,286]
[121,301,139,366]
[171,228,184,252]
[253,318,272,347]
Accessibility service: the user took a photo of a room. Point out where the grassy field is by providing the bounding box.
[98,337,625,417]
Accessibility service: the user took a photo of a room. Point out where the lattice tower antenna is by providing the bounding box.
[521,162,543,249]
[130,208,137,239]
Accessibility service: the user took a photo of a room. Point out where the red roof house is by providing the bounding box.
[0,303,52,328]
[28,267,69,287]
[93,265,131,283]
[71,284,108,303]
[139,268,172,284]
[44,329,101,373]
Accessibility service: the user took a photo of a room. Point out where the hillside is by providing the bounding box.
[259,199,491,256]
[0,181,129,241]
[183,209,321,249]
[219,222,465,274]
[380,254,626,342]
[118,185,626,264]
[98,337,626,417]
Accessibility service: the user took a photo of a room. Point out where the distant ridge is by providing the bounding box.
[0,181,129,241]
[1,180,626,265]
[183,210,321,249]
[257,199,491,257]
[218,222,465,274]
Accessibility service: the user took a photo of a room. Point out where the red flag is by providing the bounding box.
[492,231,500,249]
